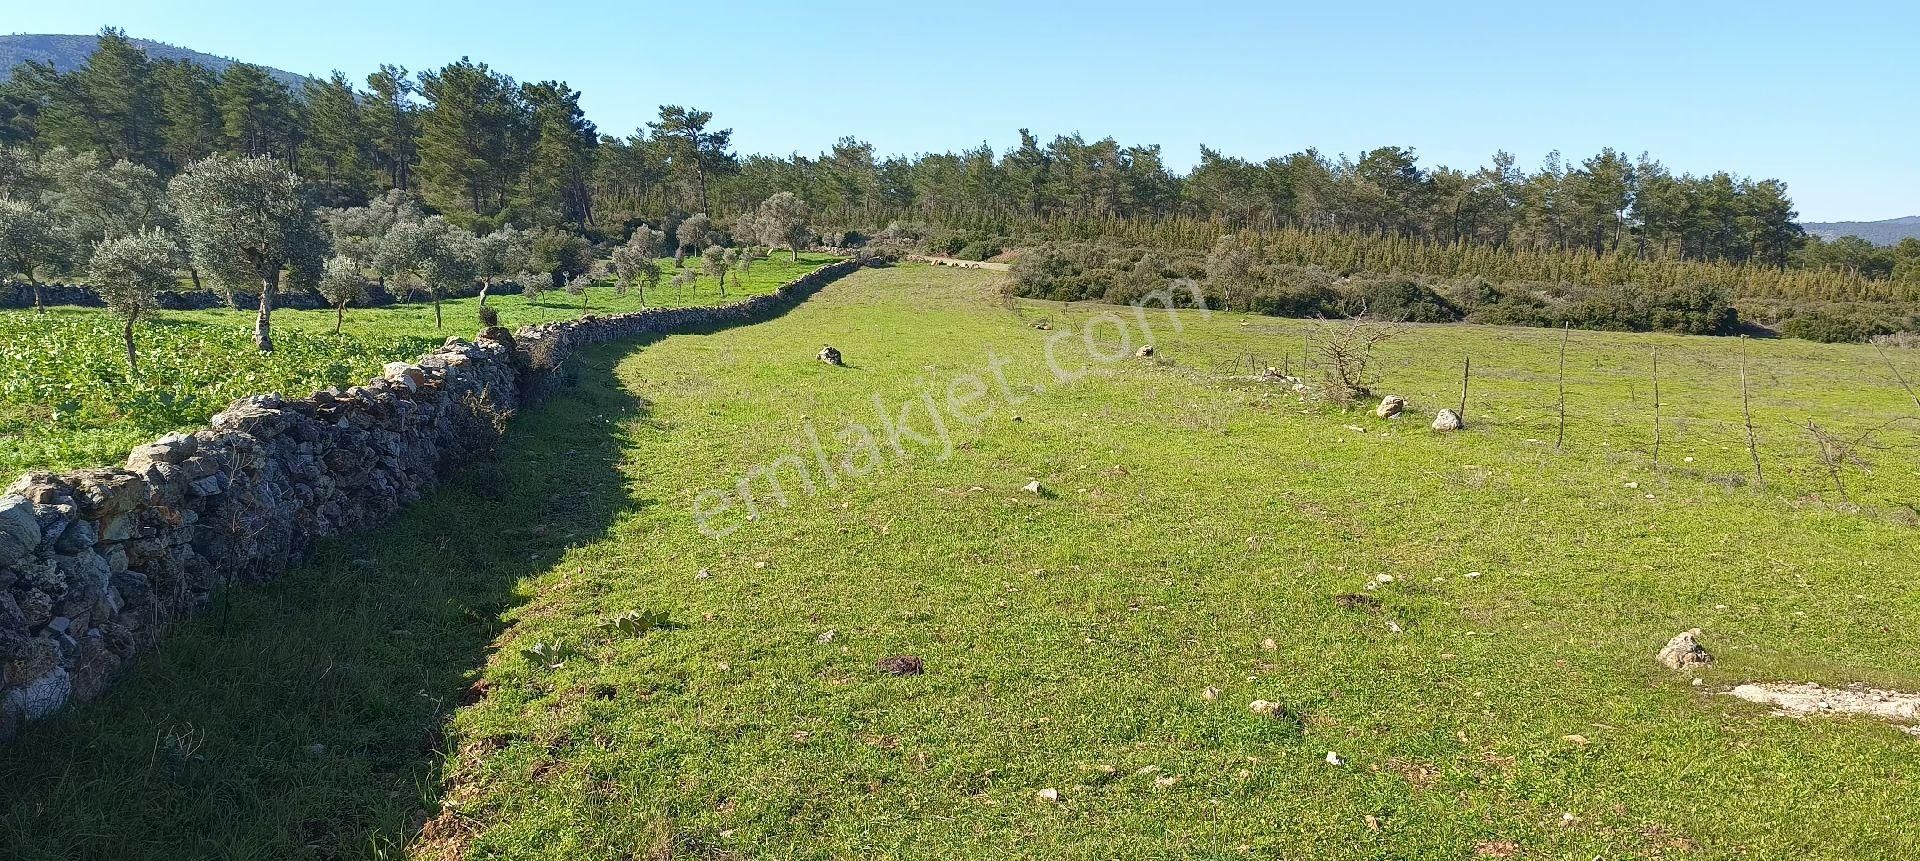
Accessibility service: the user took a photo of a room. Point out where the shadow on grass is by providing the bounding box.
[0,342,651,861]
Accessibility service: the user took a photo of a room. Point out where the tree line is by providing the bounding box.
[0,133,817,370]
[3,28,1890,276]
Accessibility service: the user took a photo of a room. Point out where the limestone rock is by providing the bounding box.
[1431,409,1463,431]
[818,345,844,366]
[1,667,70,727]
[1136,344,1155,358]
[125,433,197,473]
[1376,395,1406,419]
[0,495,39,565]
[1656,628,1713,670]
[1730,682,1920,723]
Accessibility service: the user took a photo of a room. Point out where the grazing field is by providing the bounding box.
[0,254,836,478]
[3,263,1918,859]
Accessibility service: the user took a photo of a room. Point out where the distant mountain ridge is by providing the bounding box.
[1800,215,1920,246]
[0,33,311,90]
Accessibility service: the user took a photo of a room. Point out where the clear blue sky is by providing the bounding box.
[4,0,1913,221]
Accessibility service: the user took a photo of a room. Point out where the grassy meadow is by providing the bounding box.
[2,263,1918,859]
[0,253,836,479]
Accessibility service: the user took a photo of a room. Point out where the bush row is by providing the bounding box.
[1008,241,1744,336]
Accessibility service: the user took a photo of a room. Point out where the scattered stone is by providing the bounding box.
[876,655,924,676]
[1376,395,1406,419]
[1249,700,1287,719]
[1324,751,1346,766]
[1656,628,1714,670]
[1032,320,1052,330]
[1136,345,1155,358]
[1729,682,1920,727]
[1463,571,1482,580]
[817,345,844,366]
[1335,593,1382,612]
[1021,480,1043,495]
[696,568,711,579]
[1035,788,1060,803]
[1561,734,1589,746]
[1431,408,1464,431]
[1261,637,1277,651]
[816,629,837,644]
[1202,686,1221,701]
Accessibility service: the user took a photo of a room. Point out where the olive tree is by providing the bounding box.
[671,267,698,297]
[726,246,747,290]
[674,213,711,267]
[473,225,532,306]
[169,155,326,351]
[322,188,424,287]
[702,245,730,297]
[378,215,475,328]
[0,200,68,312]
[420,227,478,326]
[316,254,367,333]
[610,227,664,305]
[754,192,812,262]
[87,229,179,374]
[564,273,594,313]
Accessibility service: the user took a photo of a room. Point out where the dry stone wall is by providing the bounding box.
[0,257,869,737]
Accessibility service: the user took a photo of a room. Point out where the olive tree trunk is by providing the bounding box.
[122,317,139,375]
[255,269,278,352]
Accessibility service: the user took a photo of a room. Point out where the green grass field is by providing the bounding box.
[0,254,836,479]
[3,263,1917,859]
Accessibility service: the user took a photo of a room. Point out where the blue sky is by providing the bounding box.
[4,0,1914,221]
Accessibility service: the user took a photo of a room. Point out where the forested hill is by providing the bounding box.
[1800,216,1920,246]
[0,33,309,89]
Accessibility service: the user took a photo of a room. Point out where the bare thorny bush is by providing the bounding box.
[1802,417,1916,507]
[1312,315,1405,407]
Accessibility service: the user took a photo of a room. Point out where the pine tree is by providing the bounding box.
[519,81,597,225]
[153,59,221,174]
[73,28,161,167]
[215,64,301,161]
[417,59,528,222]
[363,65,418,191]
[302,72,373,203]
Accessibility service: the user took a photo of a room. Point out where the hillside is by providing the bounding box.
[1801,215,1920,246]
[0,33,310,89]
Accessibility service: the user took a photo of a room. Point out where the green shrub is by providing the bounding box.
[1780,311,1895,343]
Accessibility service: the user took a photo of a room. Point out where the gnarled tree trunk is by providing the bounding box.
[122,316,139,375]
[255,269,278,352]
